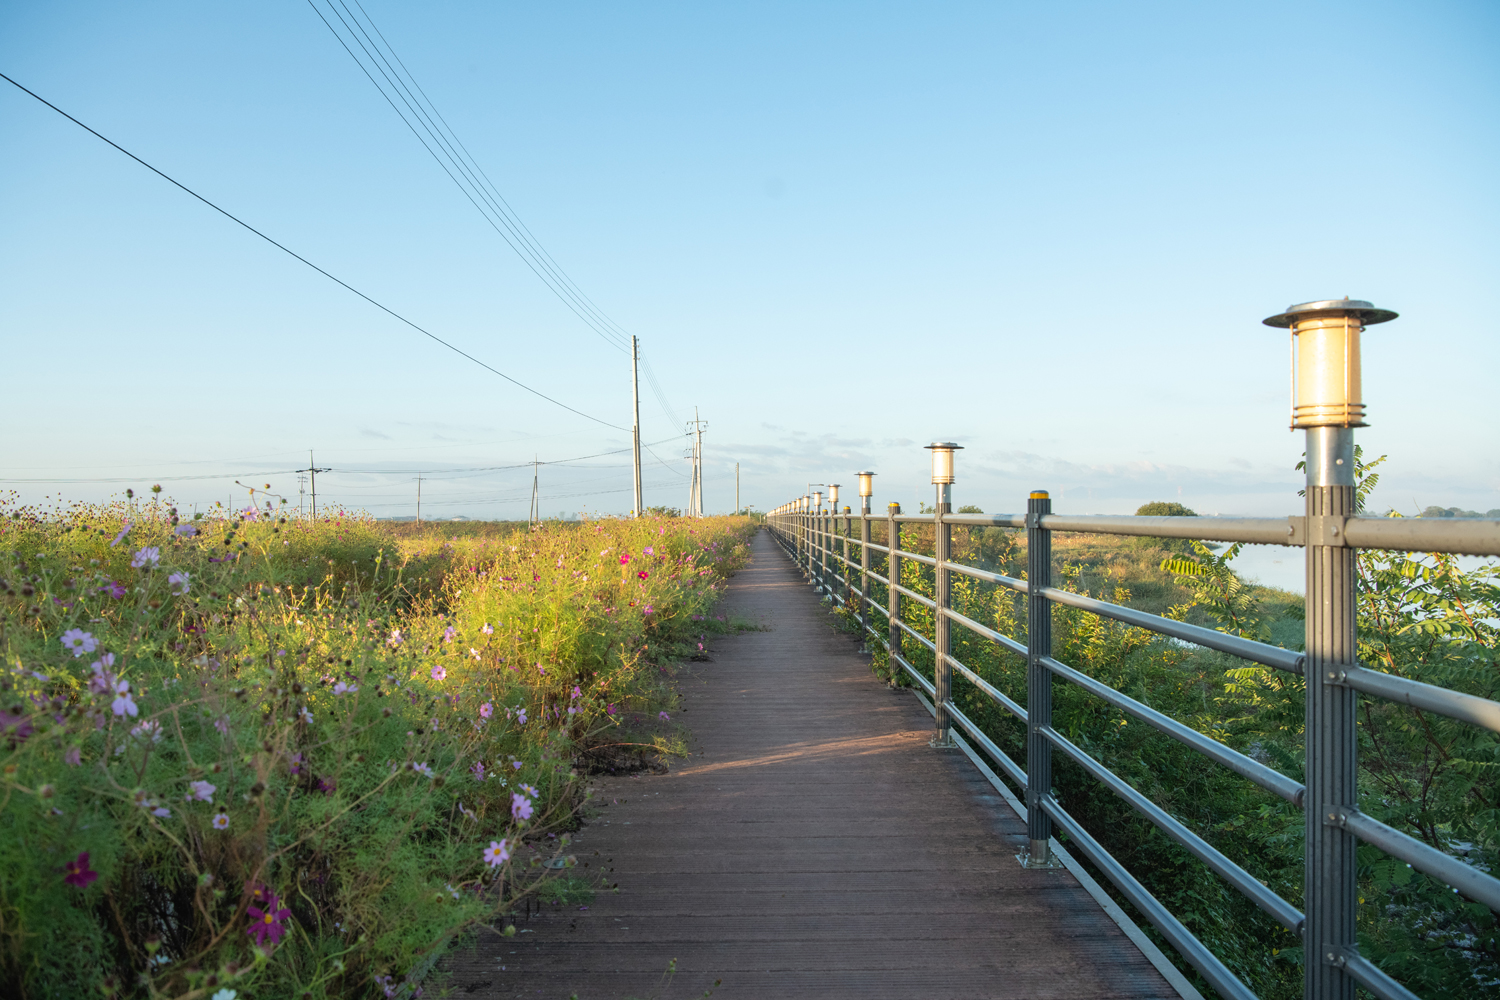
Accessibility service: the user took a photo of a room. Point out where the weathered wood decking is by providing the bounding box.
[448,529,1180,999]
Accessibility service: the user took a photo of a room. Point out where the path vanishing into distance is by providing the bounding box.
[448,529,1183,1000]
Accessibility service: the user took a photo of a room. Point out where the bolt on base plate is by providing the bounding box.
[1017,841,1066,870]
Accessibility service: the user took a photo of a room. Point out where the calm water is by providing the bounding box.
[1225,544,1496,596]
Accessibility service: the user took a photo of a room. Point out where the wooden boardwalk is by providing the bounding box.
[447,529,1180,999]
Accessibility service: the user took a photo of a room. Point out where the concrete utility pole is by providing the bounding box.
[295,451,331,519]
[631,337,643,517]
[529,457,539,527]
[686,407,707,517]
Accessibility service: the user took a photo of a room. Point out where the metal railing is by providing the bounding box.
[765,480,1500,1000]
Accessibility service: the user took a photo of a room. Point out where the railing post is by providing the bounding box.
[843,506,853,609]
[887,502,901,674]
[932,486,955,748]
[1305,426,1359,1000]
[859,497,871,645]
[821,507,830,596]
[1023,489,1060,868]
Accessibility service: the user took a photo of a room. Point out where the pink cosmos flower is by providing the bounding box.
[643,546,654,555]
[388,628,404,647]
[481,623,494,635]
[111,680,138,718]
[606,703,617,716]
[130,547,160,569]
[637,570,649,580]
[186,780,216,802]
[246,892,292,947]
[479,702,493,719]
[167,572,190,595]
[515,709,527,725]
[99,580,126,599]
[64,852,98,887]
[510,793,534,821]
[443,626,456,643]
[512,760,523,770]
[174,524,197,537]
[471,761,486,781]
[483,839,510,867]
[430,665,447,682]
[332,681,357,696]
[213,812,230,830]
[643,605,654,615]
[571,686,581,700]
[618,554,630,565]
[659,711,671,721]
[61,629,97,658]
[110,522,132,547]
[64,746,82,766]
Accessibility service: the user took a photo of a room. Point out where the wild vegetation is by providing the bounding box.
[842,457,1498,999]
[0,492,754,999]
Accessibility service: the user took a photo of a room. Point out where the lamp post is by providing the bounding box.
[856,473,875,641]
[1264,298,1396,1000]
[924,443,962,749]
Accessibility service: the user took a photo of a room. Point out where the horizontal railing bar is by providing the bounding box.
[1040,514,1297,545]
[867,569,891,587]
[891,581,937,610]
[944,651,1026,722]
[1339,666,1500,733]
[947,561,1029,592]
[894,652,935,696]
[942,605,1028,658]
[942,513,1027,528]
[894,618,937,652]
[1338,810,1500,913]
[894,548,937,567]
[945,700,1027,787]
[1039,725,1304,934]
[1342,516,1500,557]
[1343,954,1421,1000]
[1039,795,1258,1000]
[866,598,889,618]
[1039,586,1305,674]
[1039,655,1305,806]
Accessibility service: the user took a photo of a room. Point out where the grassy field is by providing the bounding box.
[0,496,756,999]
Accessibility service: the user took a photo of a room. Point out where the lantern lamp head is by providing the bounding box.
[813,491,823,510]
[924,442,963,485]
[856,472,876,497]
[828,484,840,506]
[1263,298,1396,429]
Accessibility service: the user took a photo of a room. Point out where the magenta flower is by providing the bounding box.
[643,546,654,555]
[443,626,456,643]
[606,703,617,716]
[571,686,581,700]
[61,629,97,658]
[63,852,98,888]
[430,665,447,682]
[510,793,534,821]
[643,605,654,615]
[130,547,160,569]
[99,580,127,599]
[470,761,486,781]
[246,892,292,947]
[659,711,671,721]
[637,570,650,580]
[483,839,510,867]
[479,702,493,719]
[618,554,630,565]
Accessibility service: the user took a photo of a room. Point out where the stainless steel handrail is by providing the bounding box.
[763,494,1500,1000]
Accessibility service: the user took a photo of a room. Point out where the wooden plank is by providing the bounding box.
[442,530,1179,999]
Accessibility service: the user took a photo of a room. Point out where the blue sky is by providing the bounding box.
[2,0,1497,528]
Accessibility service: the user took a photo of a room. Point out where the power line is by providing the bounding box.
[308,0,635,356]
[0,71,626,432]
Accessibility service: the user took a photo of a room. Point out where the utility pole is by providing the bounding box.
[529,457,539,528]
[631,336,643,518]
[297,473,307,517]
[295,451,331,519]
[686,408,707,517]
[416,474,422,525]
